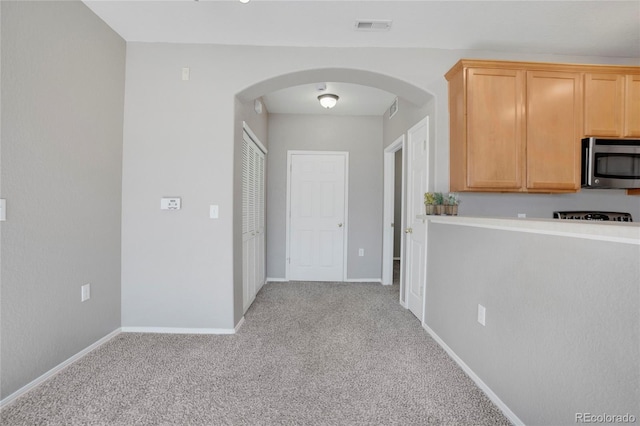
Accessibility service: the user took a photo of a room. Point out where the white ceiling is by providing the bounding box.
[262,82,397,116]
[83,0,640,115]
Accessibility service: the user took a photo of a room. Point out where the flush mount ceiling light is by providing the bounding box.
[318,93,339,109]
[239,0,250,3]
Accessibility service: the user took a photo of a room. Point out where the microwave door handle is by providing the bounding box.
[585,148,591,185]
[588,138,596,185]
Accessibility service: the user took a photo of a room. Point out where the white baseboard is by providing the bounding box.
[234,317,245,333]
[266,277,288,282]
[268,278,384,284]
[121,326,237,335]
[0,328,122,410]
[422,323,524,426]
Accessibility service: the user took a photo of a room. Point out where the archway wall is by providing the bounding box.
[238,67,432,108]
[121,42,627,330]
[235,67,435,297]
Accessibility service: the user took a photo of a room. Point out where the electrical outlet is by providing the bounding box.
[358,248,364,257]
[518,213,526,218]
[0,199,6,221]
[81,283,91,302]
[160,197,181,210]
[477,304,486,326]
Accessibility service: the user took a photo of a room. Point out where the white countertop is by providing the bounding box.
[418,215,640,244]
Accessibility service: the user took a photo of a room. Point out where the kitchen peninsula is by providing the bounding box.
[418,215,639,425]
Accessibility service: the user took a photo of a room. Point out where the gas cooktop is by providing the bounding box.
[553,211,633,222]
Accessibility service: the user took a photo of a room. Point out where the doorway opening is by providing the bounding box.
[234,68,434,314]
[382,135,405,303]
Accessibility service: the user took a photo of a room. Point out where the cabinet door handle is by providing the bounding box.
[404,228,413,234]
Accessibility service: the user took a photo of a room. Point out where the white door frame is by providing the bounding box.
[285,150,349,282]
[382,135,405,295]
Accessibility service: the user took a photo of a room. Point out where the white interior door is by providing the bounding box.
[405,117,429,321]
[287,152,347,282]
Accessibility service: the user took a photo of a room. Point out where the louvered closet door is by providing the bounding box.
[242,129,266,313]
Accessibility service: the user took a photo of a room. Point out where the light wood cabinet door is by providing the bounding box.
[526,71,582,191]
[466,68,525,190]
[447,60,639,195]
[584,73,625,137]
[624,74,640,137]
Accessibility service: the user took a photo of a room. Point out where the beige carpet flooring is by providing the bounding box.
[1,280,511,425]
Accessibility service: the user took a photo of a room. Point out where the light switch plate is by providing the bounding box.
[477,304,486,326]
[209,205,219,219]
[161,198,181,210]
[81,283,91,302]
[0,199,5,221]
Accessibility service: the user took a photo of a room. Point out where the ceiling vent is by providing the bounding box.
[355,20,392,31]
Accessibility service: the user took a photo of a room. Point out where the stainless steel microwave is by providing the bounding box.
[581,137,640,189]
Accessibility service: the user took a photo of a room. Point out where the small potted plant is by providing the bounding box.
[424,192,436,215]
[445,193,460,215]
[434,192,445,215]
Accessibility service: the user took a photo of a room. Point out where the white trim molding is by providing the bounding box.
[266,277,288,282]
[382,134,405,286]
[242,121,267,154]
[234,317,245,333]
[121,327,238,335]
[345,278,383,283]
[0,328,122,410]
[422,324,524,426]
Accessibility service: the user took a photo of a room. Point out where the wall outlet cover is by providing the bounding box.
[81,283,91,302]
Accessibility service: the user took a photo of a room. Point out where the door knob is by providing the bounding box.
[338,223,343,227]
[404,228,413,234]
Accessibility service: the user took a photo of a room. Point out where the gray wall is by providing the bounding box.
[266,114,383,280]
[0,1,125,399]
[383,97,434,150]
[457,190,640,221]
[383,97,435,260]
[425,223,639,425]
[120,40,638,332]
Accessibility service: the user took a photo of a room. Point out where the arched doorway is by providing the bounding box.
[235,68,434,317]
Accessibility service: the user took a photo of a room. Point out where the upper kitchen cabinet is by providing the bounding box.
[526,70,582,191]
[464,67,525,190]
[584,73,640,137]
[446,60,582,193]
[623,75,640,137]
